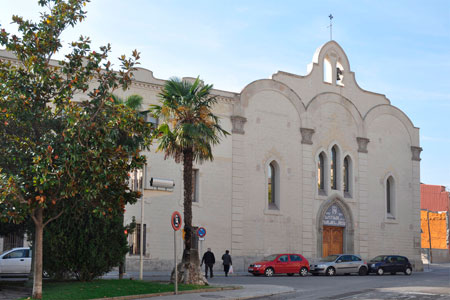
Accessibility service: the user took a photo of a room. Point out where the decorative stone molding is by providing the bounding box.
[230,116,247,134]
[356,137,370,153]
[411,146,423,161]
[300,128,315,145]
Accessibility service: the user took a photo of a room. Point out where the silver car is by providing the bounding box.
[309,254,368,276]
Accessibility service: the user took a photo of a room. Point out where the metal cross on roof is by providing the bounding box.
[328,14,333,41]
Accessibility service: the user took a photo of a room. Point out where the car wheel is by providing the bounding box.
[404,267,412,275]
[377,268,384,276]
[264,267,274,277]
[299,267,308,277]
[359,267,368,276]
[326,267,336,276]
[287,273,294,276]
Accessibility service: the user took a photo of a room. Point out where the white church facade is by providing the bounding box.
[121,41,423,272]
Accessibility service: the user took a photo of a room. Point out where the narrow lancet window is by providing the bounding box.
[331,146,337,190]
[318,153,325,191]
[343,156,350,193]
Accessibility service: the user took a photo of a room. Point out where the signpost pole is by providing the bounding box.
[174,229,178,295]
[171,211,182,295]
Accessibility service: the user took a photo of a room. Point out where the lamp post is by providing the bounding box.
[139,166,145,280]
[137,171,175,281]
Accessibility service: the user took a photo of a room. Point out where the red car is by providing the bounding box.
[248,253,310,277]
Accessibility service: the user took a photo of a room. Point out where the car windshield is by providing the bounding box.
[262,254,278,261]
[370,255,386,262]
[320,255,339,262]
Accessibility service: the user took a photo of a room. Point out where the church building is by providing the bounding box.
[0,40,423,272]
[122,40,423,272]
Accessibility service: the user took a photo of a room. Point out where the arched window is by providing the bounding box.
[331,146,338,190]
[318,152,325,192]
[343,156,351,194]
[323,56,332,83]
[386,176,395,218]
[267,161,279,209]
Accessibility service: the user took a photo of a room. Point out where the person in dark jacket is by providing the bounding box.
[222,250,232,277]
[201,248,215,278]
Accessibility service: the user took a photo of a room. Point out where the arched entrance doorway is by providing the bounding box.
[317,198,354,257]
[322,205,345,257]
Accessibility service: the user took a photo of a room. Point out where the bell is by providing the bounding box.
[336,67,343,81]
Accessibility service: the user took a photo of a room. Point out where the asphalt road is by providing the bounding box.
[208,264,450,299]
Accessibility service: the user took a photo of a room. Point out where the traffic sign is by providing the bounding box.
[171,211,182,231]
[197,227,206,238]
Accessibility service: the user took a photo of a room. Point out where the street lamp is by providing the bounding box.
[138,173,175,280]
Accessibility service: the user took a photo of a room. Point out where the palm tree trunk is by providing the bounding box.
[182,148,194,263]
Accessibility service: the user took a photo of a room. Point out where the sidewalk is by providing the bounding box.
[103,270,250,279]
[135,284,295,300]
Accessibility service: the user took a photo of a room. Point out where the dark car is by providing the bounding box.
[248,254,310,277]
[368,255,412,275]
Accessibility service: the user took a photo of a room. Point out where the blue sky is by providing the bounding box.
[1,0,449,187]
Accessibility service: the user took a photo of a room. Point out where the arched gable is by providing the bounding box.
[238,79,305,127]
[306,92,364,136]
[364,104,419,146]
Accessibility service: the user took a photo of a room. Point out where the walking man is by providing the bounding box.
[222,250,232,277]
[201,248,215,278]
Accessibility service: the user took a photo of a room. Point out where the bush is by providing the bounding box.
[43,208,129,281]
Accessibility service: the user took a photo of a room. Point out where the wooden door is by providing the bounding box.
[322,226,344,257]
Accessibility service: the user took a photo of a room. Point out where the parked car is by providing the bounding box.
[248,253,310,277]
[368,255,412,275]
[0,247,31,277]
[309,254,368,276]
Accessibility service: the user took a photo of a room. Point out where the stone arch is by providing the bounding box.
[364,104,419,146]
[316,195,355,257]
[238,79,306,127]
[306,92,364,137]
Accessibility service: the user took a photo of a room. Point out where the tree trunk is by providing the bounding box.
[119,213,125,280]
[32,207,44,299]
[25,229,35,289]
[179,148,204,284]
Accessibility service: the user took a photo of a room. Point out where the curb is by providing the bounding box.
[90,286,241,300]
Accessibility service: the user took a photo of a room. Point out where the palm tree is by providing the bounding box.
[111,94,143,111]
[151,77,229,284]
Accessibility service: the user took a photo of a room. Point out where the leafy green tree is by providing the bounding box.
[0,1,151,298]
[151,77,228,284]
